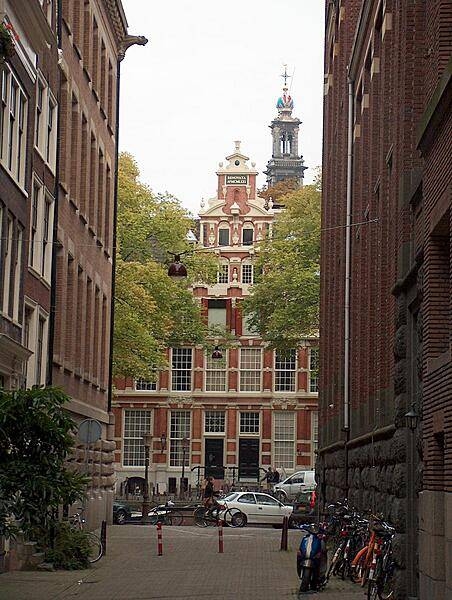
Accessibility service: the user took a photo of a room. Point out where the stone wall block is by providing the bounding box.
[394,359,407,395]
[384,465,394,492]
[390,429,407,463]
[393,325,407,359]
[392,532,406,569]
[392,464,406,498]
[389,498,406,532]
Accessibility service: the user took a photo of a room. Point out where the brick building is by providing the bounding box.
[113,136,319,497]
[50,0,142,524]
[318,1,451,598]
[1,0,146,527]
[0,1,58,389]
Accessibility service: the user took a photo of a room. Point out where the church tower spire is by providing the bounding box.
[264,66,307,187]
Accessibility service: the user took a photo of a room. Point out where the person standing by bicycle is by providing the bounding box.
[260,467,274,491]
[203,476,215,507]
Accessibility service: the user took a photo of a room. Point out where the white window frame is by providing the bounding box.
[239,347,262,392]
[122,409,152,467]
[134,378,157,391]
[0,65,28,188]
[204,410,225,434]
[205,351,227,392]
[169,410,191,467]
[23,300,49,387]
[29,177,55,283]
[239,411,260,435]
[274,349,297,392]
[241,262,253,284]
[207,299,227,328]
[34,73,57,172]
[309,347,319,393]
[218,225,230,247]
[217,262,229,284]
[2,215,12,315]
[171,348,193,392]
[242,225,254,246]
[273,411,295,470]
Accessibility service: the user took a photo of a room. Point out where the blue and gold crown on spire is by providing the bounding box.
[276,65,294,111]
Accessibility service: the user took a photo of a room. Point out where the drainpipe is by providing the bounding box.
[46,0,63,386]
[106,57,121,413]
[343,76,354,496]
[107,34,148,412]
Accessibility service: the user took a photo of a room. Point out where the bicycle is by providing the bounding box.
[148,504,184,526]
[193,503,246,528]
[366,524,396,600]
[69,507,103,563]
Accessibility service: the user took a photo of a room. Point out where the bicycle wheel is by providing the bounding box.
[168,511,183,526]
[367,581,379,600]
[86,532,103,563]
[193,507,207,527]
[377,566,395,600]
[327,541,344,579]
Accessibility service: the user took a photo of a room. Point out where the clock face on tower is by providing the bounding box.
[234,160,240,166]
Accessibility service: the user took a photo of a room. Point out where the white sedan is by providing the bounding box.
[221,491,293,526]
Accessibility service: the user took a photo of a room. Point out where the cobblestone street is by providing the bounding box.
[0,525,364,600]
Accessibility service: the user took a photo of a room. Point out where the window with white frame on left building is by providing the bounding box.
[170,410,191,467]
[123,409,152,467]
[0,65,28,188]
[171,348,192,391]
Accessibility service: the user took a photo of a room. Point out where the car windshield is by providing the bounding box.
[223,492,239,501]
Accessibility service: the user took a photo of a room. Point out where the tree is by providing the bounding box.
[0,387,87,538]
[243,178,321,350]
[114,153,217,380]
[258,178,299,203]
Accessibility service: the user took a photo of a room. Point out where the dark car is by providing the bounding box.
[113,500,132,524]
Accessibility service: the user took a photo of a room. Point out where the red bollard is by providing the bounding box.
[157,522,163,556]
[218,520,224,554]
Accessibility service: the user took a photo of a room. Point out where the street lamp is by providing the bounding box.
[141,433,153,522]
[404,405,419,430]
[167,254,188,280]
[180,437,190,499]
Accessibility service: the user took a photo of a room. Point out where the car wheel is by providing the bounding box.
[115,509,127,525]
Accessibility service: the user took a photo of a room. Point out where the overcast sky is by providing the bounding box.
[119,1,325,215]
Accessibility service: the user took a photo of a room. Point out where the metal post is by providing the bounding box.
[142,443,150,523]
[181,447,186,500]
[141,433,153,521]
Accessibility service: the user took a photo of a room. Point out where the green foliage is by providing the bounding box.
[43,522,92,570]
[243,178,321,350]
[0,387,88,539]
[114,153,218,380]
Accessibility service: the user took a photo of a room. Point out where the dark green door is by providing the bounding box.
[239,438,259,479]
[205,439,224,479]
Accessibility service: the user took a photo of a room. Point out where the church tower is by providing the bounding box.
[264,67,307,187]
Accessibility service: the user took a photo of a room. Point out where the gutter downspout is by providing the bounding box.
[107,34,147,412]
[106,57,121,413]
[46,0,62,386]
[343,76,354,496]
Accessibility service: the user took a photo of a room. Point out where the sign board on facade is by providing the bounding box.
[226,174,248,185]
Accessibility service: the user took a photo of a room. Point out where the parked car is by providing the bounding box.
[273,470,316,501]
[113,500,133,524]
[220,491,293,526]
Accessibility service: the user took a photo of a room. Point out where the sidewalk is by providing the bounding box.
[0,526,365,600]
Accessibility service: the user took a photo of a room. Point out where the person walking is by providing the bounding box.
[260,467,274,491]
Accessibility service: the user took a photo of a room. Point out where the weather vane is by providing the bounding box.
[281,64,291,87]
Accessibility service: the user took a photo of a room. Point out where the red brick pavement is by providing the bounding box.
[0,525,365,599]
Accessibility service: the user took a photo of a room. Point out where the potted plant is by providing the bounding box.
[0,22,19,64]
